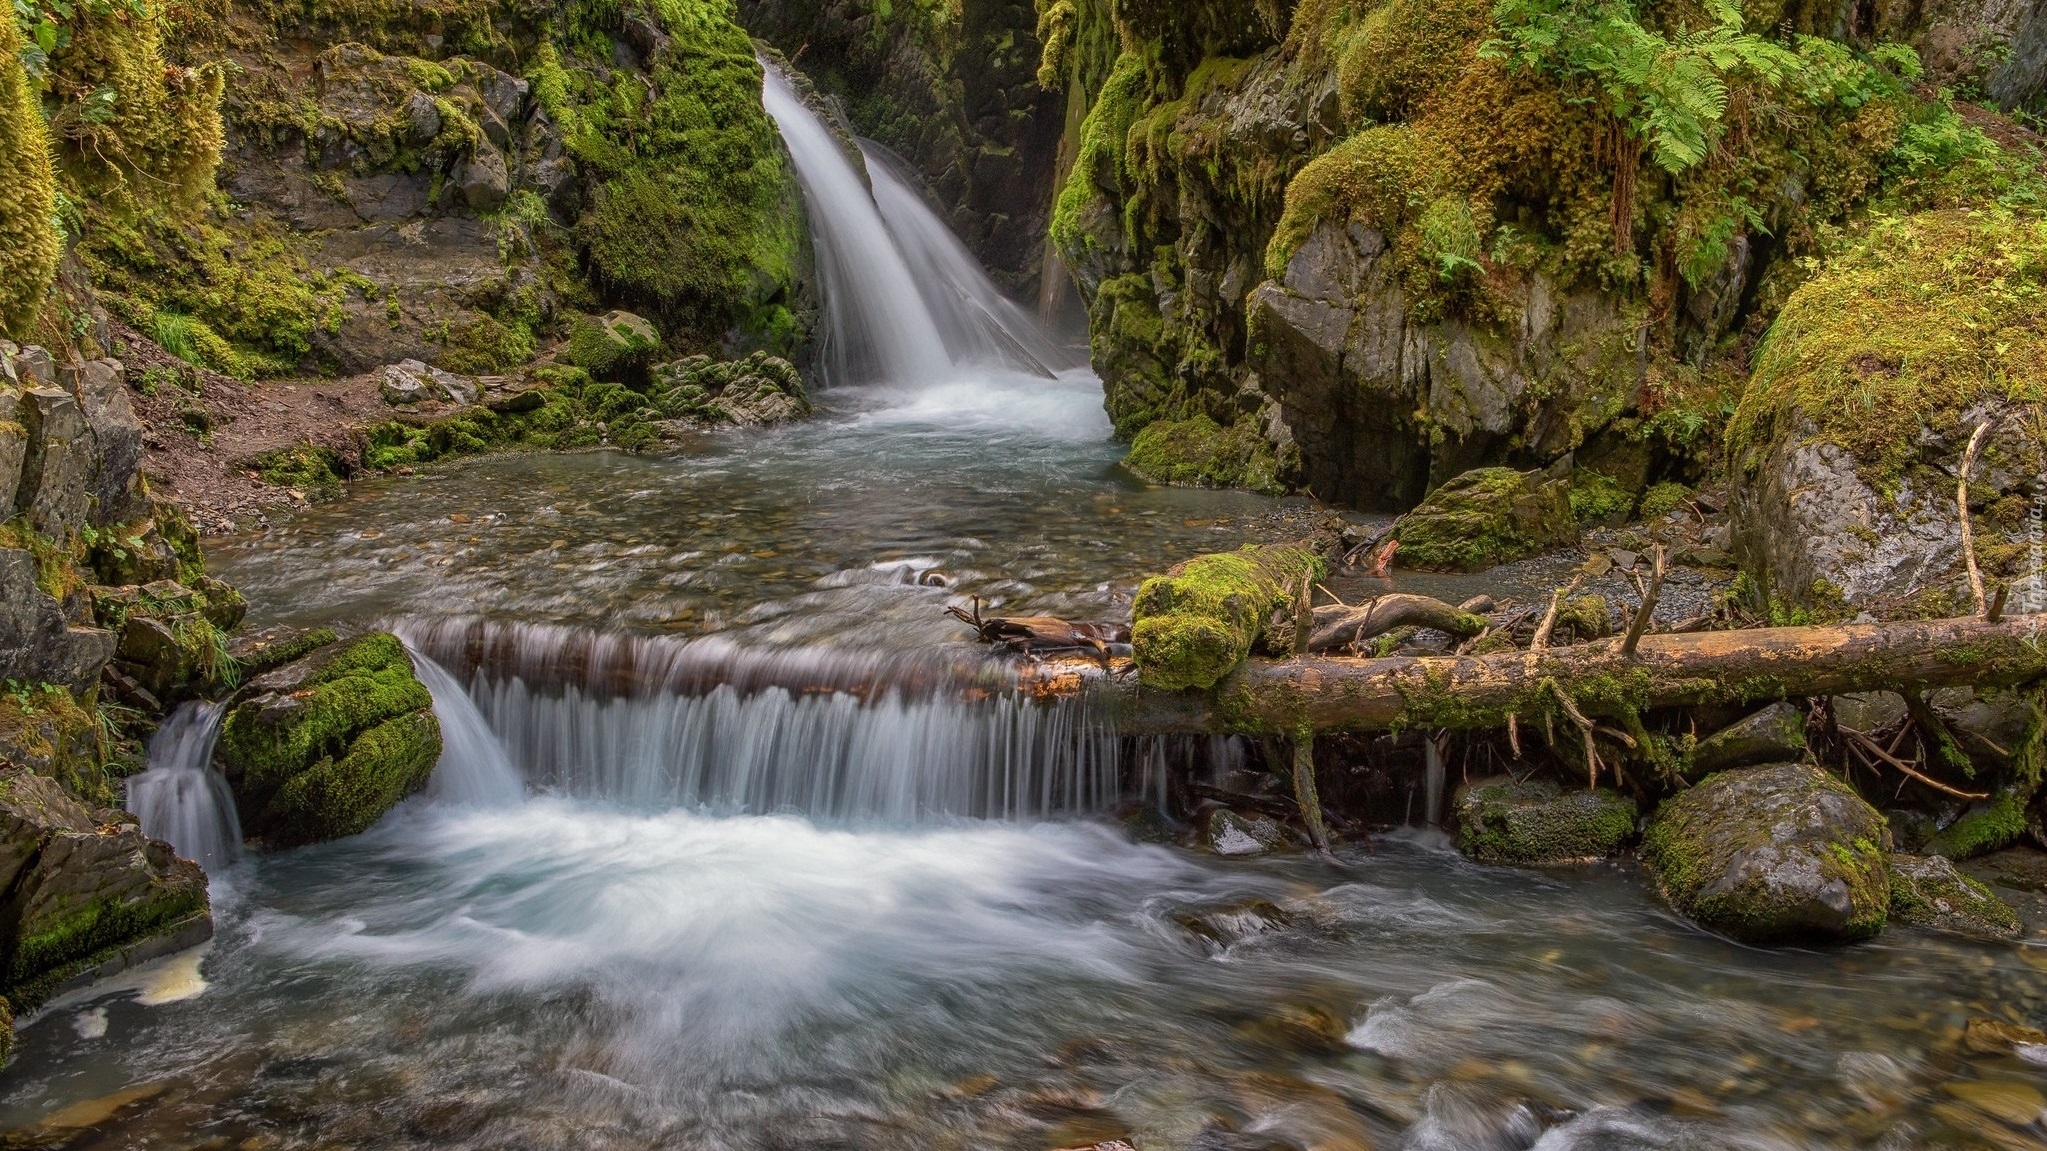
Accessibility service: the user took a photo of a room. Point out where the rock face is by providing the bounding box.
[1391,467,1576,572]
[1642,764,1892,945]
[216,632,443,848]
[1247,223,1638,510]
[1888,853,2021,940]
[1689,703,1809,776]
[1454,776,1637,865]
[0,769,210,1008]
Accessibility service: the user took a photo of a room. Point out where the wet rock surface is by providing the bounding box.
[1890,852,2022,940]
[1454,776,1637,866]
[1643,763,1892,945]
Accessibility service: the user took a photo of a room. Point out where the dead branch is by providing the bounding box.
[1959,417,1998,616]
[1306,594,1488,653]
[1620,544,1666,657]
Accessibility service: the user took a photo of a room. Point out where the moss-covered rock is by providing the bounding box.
[1642,763,1892,945]
[1131,542,1326,691]
[1926,786,2038,861]
[216,632,442,847]
[0,684,110,808]
[1392,467,1576,572]
[1729,210,2047,612]
[1124,413,1285,495]
[0,768,209,1007]
[1454,775,1637,865]
[567,310,662,380]
[1888,853,2021,940]
[1688,701,1808,776]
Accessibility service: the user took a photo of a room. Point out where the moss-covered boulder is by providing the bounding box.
[0,768,210,1009]
[1454,776,1637,865]
[651,351,810,428]
[1927,786,2038,861]
[216,632,442,848]
[0,684,109,808]
[567,310,662,380]
[1642,763,1892,945]
[1687,702,1808,776]
[1729,210,2047,612]
[1889,853,2021,940]
[1131,542,1326,691]
[1392,468,1576,573]
[1124,414,1286,495]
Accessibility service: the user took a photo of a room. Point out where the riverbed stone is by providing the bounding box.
[1391,467,1575,572]
[1642,763,1892,944]
[216,632,442,848]
[0,768,210,1007]
[1454,776,1637,865]
[1888,853,2022,940]
[1688,702,1808,776]
[1204,808,1283,856]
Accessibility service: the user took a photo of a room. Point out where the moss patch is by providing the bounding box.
[0,16,59,340]
[1889,853,2021,939]
[1124,414,1284,494]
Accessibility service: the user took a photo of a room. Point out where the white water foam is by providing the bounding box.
[127,702,241,871]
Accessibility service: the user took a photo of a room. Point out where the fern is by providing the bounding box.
[1483,0,1801,173]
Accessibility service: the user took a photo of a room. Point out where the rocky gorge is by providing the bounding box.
[3,0,2047,1146]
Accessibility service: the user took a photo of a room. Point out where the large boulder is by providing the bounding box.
[1244,219,1642,511]
[1642,763,1892,945]
[1729,211,2047,614]
[1391,467,1576,572]
[568,310,661,380]
[216,632,443,848]
[0,769,210,1008]
[1454,776,1637,865]
[1888,853,2021,940]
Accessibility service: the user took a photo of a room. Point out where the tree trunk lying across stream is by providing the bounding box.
[1091,613,2047,736]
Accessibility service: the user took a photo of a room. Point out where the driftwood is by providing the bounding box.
[1100,613,2047,736]
[1305,594,1488,653]
[946,598,1128,661]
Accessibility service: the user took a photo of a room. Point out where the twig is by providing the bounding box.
[1620,545,1666,657]
[1989,580,2009,624]
[1550,682,1603,788]
[1292,732,1331,851]
[1526,574,1586,672]
[1959,417,1998,616]
[1506,711,1521,759]
[1845,729,1989,799]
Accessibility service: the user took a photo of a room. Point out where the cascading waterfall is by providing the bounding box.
[398,618,1125,820]
[127,701,241,871]
[408,643,527,807]
[761,67,952,387]
[864,146,1080,377]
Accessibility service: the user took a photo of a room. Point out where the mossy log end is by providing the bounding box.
[1108,614,2047,735]
[1130,542,1327,692]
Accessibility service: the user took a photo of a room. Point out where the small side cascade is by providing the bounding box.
[128,701,242,871]
[397,618,1122,822]
[408,643,526,808]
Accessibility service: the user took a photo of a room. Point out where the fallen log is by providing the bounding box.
[1099,613,2047,736]
[947,597,1128,660]
[1130,541,1326,691]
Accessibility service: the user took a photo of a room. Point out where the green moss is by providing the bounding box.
[1130,542,1326,691]
[1393,467,1576,572]
[1727,209,2047,490]
[1050,50,1147,263]
[1637,480,1692,520]
[0,15,59,340]
[1888,854,2021,939]
[1124,414,1284,494]
[0,684,109,807]
[7,861,206,994]
[1925,787,2035,860]
[264,709,442,844]
[1456,776,1636,865]
[216,632,438,844]
[247,443,349,499]
[1568,470,1633,525]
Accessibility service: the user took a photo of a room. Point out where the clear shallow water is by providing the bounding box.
[5,811,2045,1149]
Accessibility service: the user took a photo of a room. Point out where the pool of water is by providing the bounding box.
[6,371,2047,1149]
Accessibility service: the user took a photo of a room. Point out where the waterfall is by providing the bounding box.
[409,644,526,807]
[128,702,242,871]
[864,147,1079,377]
[398,618,1124,822]
[761,67,952,388]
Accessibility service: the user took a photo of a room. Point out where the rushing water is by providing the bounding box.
[126,703,240,872]
[7,76,2047,1151]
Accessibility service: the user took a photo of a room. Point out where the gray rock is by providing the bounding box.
[0,385,25,511]
[18,385,92,540]
[0,549,115,694]
[403,91,442,143]
[60,359,147,526]
[1643,763,1892,945]
[1204,808,1283,857]
[454,146,510,212]
[1690,702,1808,775]
[1889,853,2021,940]
[381,359,477,406]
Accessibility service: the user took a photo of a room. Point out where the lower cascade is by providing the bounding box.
[126,702,241,873]
[398,619,1123,820]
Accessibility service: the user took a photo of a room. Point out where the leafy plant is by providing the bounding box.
[1483,0,1801,173]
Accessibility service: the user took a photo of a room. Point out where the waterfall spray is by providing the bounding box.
[128,701,242,871]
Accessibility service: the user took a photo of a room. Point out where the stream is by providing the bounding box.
[3,65,2044,1151]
